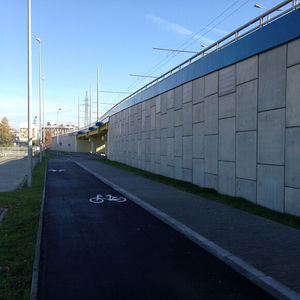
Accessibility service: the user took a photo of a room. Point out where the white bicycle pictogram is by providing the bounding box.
[89,194,127,204]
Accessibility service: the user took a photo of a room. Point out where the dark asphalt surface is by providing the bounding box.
[38,159,273,300]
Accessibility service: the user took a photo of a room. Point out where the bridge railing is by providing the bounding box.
[82,0,298,130]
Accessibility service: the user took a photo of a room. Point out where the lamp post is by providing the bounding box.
[57,108,61,154]
[42,77,45,155]
[27,0,32,187]
[36,37,42,162]
[254,4,283,22]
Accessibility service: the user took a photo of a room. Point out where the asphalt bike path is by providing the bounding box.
[38,159,273,299]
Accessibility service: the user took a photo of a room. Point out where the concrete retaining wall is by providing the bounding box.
[51,134,76,152]
[108,38,300,217]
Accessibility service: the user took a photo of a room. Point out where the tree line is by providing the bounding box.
[0,117,14,146]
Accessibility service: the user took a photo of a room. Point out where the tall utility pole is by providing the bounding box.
[36,37,42,163]
[84,91,89,126]
[42,77,45,155]
[78,96,80,129]
[97,68,99,120]
[27,0,32,188]
[90,83,92,124]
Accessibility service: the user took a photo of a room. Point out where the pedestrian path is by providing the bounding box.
[71,156,300,299]
[0,156,38,192]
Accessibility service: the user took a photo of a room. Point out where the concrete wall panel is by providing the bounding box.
[193,102,204,123]
[192,77,204,104]
[285,187,300,217]
[219,117,235,162]
[219,93,235,119]
[258,45,286,111]
[204,94,218,134]
[204,71,218,97]
[236,131,256,180]
[193,123,204,158]
[174,85,183,110]
[285,127,300,189]
[236,80,257,131]
[183,82,192,104]
[258,108,285,165]
[174,126,183,157]
[219,65,236,96]
[183,102,193,136]
[183,136,193,169]
[286,64,300,127]
[193,158,204,187]
[218,161,235,196]
[204,135,218,174]
[257,165,284,212]
[287,37,300,67]
[236,178,256,203]
[236,56,258,85]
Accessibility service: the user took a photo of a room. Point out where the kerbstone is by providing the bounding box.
[236,55,258,85]
[285,127,300,189]
[167,90,174,109]
[258,108,285,165]
[286,64,300,127]
[285,187,300,217]
[219,65,236,96]
[193,102,204,123]
[258,45,286,111]
[236,80,257,131]
[236,131,256,180]
[183,102,193,136]
[236,178,256,203]
[174,85,183,110]
[204,94,218,134]
[219,93,235,119]
[192,77,204,104]
[174,126,183,157]
[204,173,218,190]
[193,158,204,187]
[287,37,300,67]
[219,117,235,162]
[218,161,235,196]
[257,165,284,212]
[204,135,218,174]
[183,136,193,169]
[193,123,204,158]
[204,71,218,96]
[183,82,192,103]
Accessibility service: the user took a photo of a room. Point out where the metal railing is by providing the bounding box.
[82,0,298,129]
[0,146,39,157]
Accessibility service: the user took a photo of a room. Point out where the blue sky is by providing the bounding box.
[0,0,282,128]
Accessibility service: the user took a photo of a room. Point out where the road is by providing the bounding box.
[38,159,273,299]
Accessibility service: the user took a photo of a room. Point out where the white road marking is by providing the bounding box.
[89,194,127,204]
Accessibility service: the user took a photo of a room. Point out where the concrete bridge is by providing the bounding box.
[51,1,300,217]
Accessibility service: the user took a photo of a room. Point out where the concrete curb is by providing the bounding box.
[74,160,300,300]
[30,161,47,300]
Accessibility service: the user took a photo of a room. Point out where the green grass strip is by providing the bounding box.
[0,156,47,300]
[90,157,300,231]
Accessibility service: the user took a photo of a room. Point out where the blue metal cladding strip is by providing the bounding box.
[104,8,300,120]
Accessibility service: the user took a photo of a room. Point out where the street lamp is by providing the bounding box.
[27,0,32,187]
[42,77,45,155]
[36,37,42,163]
[57,108,61,154]
[254,4,283,22]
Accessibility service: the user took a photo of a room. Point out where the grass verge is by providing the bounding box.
[0,156,47,299]
[90,157,300,231]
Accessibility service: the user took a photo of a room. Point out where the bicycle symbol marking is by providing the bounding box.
[89,194,127,204]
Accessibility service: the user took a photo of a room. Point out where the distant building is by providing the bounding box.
[18,121,78,143]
